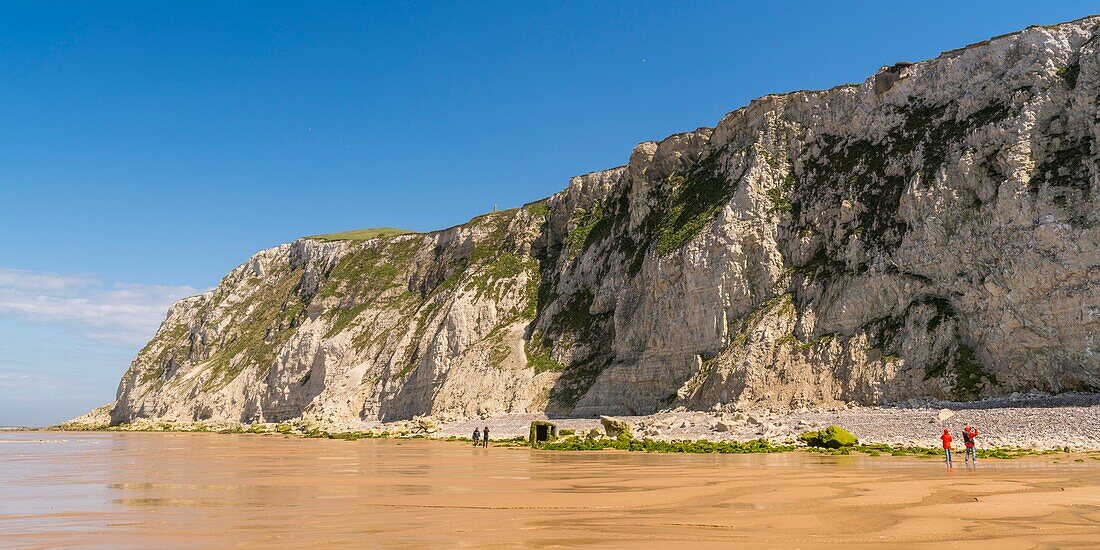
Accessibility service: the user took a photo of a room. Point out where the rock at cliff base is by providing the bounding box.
[600,416,633,438]
[412,417,439,434]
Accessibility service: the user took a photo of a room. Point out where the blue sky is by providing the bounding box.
[1,1,1095,426]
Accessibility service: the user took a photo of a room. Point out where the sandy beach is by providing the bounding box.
[2,431,1098,548]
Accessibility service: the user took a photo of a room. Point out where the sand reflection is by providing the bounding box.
[1,431,1097,548]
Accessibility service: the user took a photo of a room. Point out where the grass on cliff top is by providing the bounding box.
[306,227,415,242]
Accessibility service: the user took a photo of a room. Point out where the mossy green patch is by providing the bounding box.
[535,435,791,454]
[766,174,794,213]
[483,327,512,368]
[523,200,550,218]
[567,202,612,256]
[856,294,960,377]
[776,332,835,352]
[465,252,536,303]
[668,293,796,405]
[203,268,306,390]
[1056,62,1080,88]
[525,331,565,375]
[318,247,401,300]
[318,237,430,342]
[538,286,619,410]
[325,303,369,338]
[799,425,858,448]
[655,152,734,255]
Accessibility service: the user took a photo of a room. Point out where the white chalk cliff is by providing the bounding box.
[108,18,1099,426]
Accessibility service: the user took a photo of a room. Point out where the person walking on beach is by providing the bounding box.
[963,424,979,463]
[482,426,490,448]
[472,427,481,447]
[940,428,953,463]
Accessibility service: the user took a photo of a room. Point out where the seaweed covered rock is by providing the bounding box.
[799,425,858,448]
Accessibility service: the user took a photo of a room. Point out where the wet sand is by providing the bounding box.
[2,432,1098,548]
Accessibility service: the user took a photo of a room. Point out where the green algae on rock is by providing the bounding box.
[799,425,859,449]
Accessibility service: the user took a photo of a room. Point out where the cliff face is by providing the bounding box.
[111,18,1099,426]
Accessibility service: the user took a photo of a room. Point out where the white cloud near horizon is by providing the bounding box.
[0,267,202,346]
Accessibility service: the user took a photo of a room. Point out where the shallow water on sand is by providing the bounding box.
[1,432,1098,548]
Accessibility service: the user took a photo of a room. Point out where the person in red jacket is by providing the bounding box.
[963,424,979,463]
[940,428,953,463]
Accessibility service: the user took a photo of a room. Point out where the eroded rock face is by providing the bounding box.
[108,18,1099,427]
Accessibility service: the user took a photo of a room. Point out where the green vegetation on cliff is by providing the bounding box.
[655,152,734,255]
[138,323,191,384]
[766,174,794,213]
[204,267,306,390]
[567,202,611,255]
[525,332,565,374]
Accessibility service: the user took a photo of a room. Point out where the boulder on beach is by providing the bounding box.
[600,416,633,438]
[799,425,858,448]
[411,417,439,434]
[937,409,955,422]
